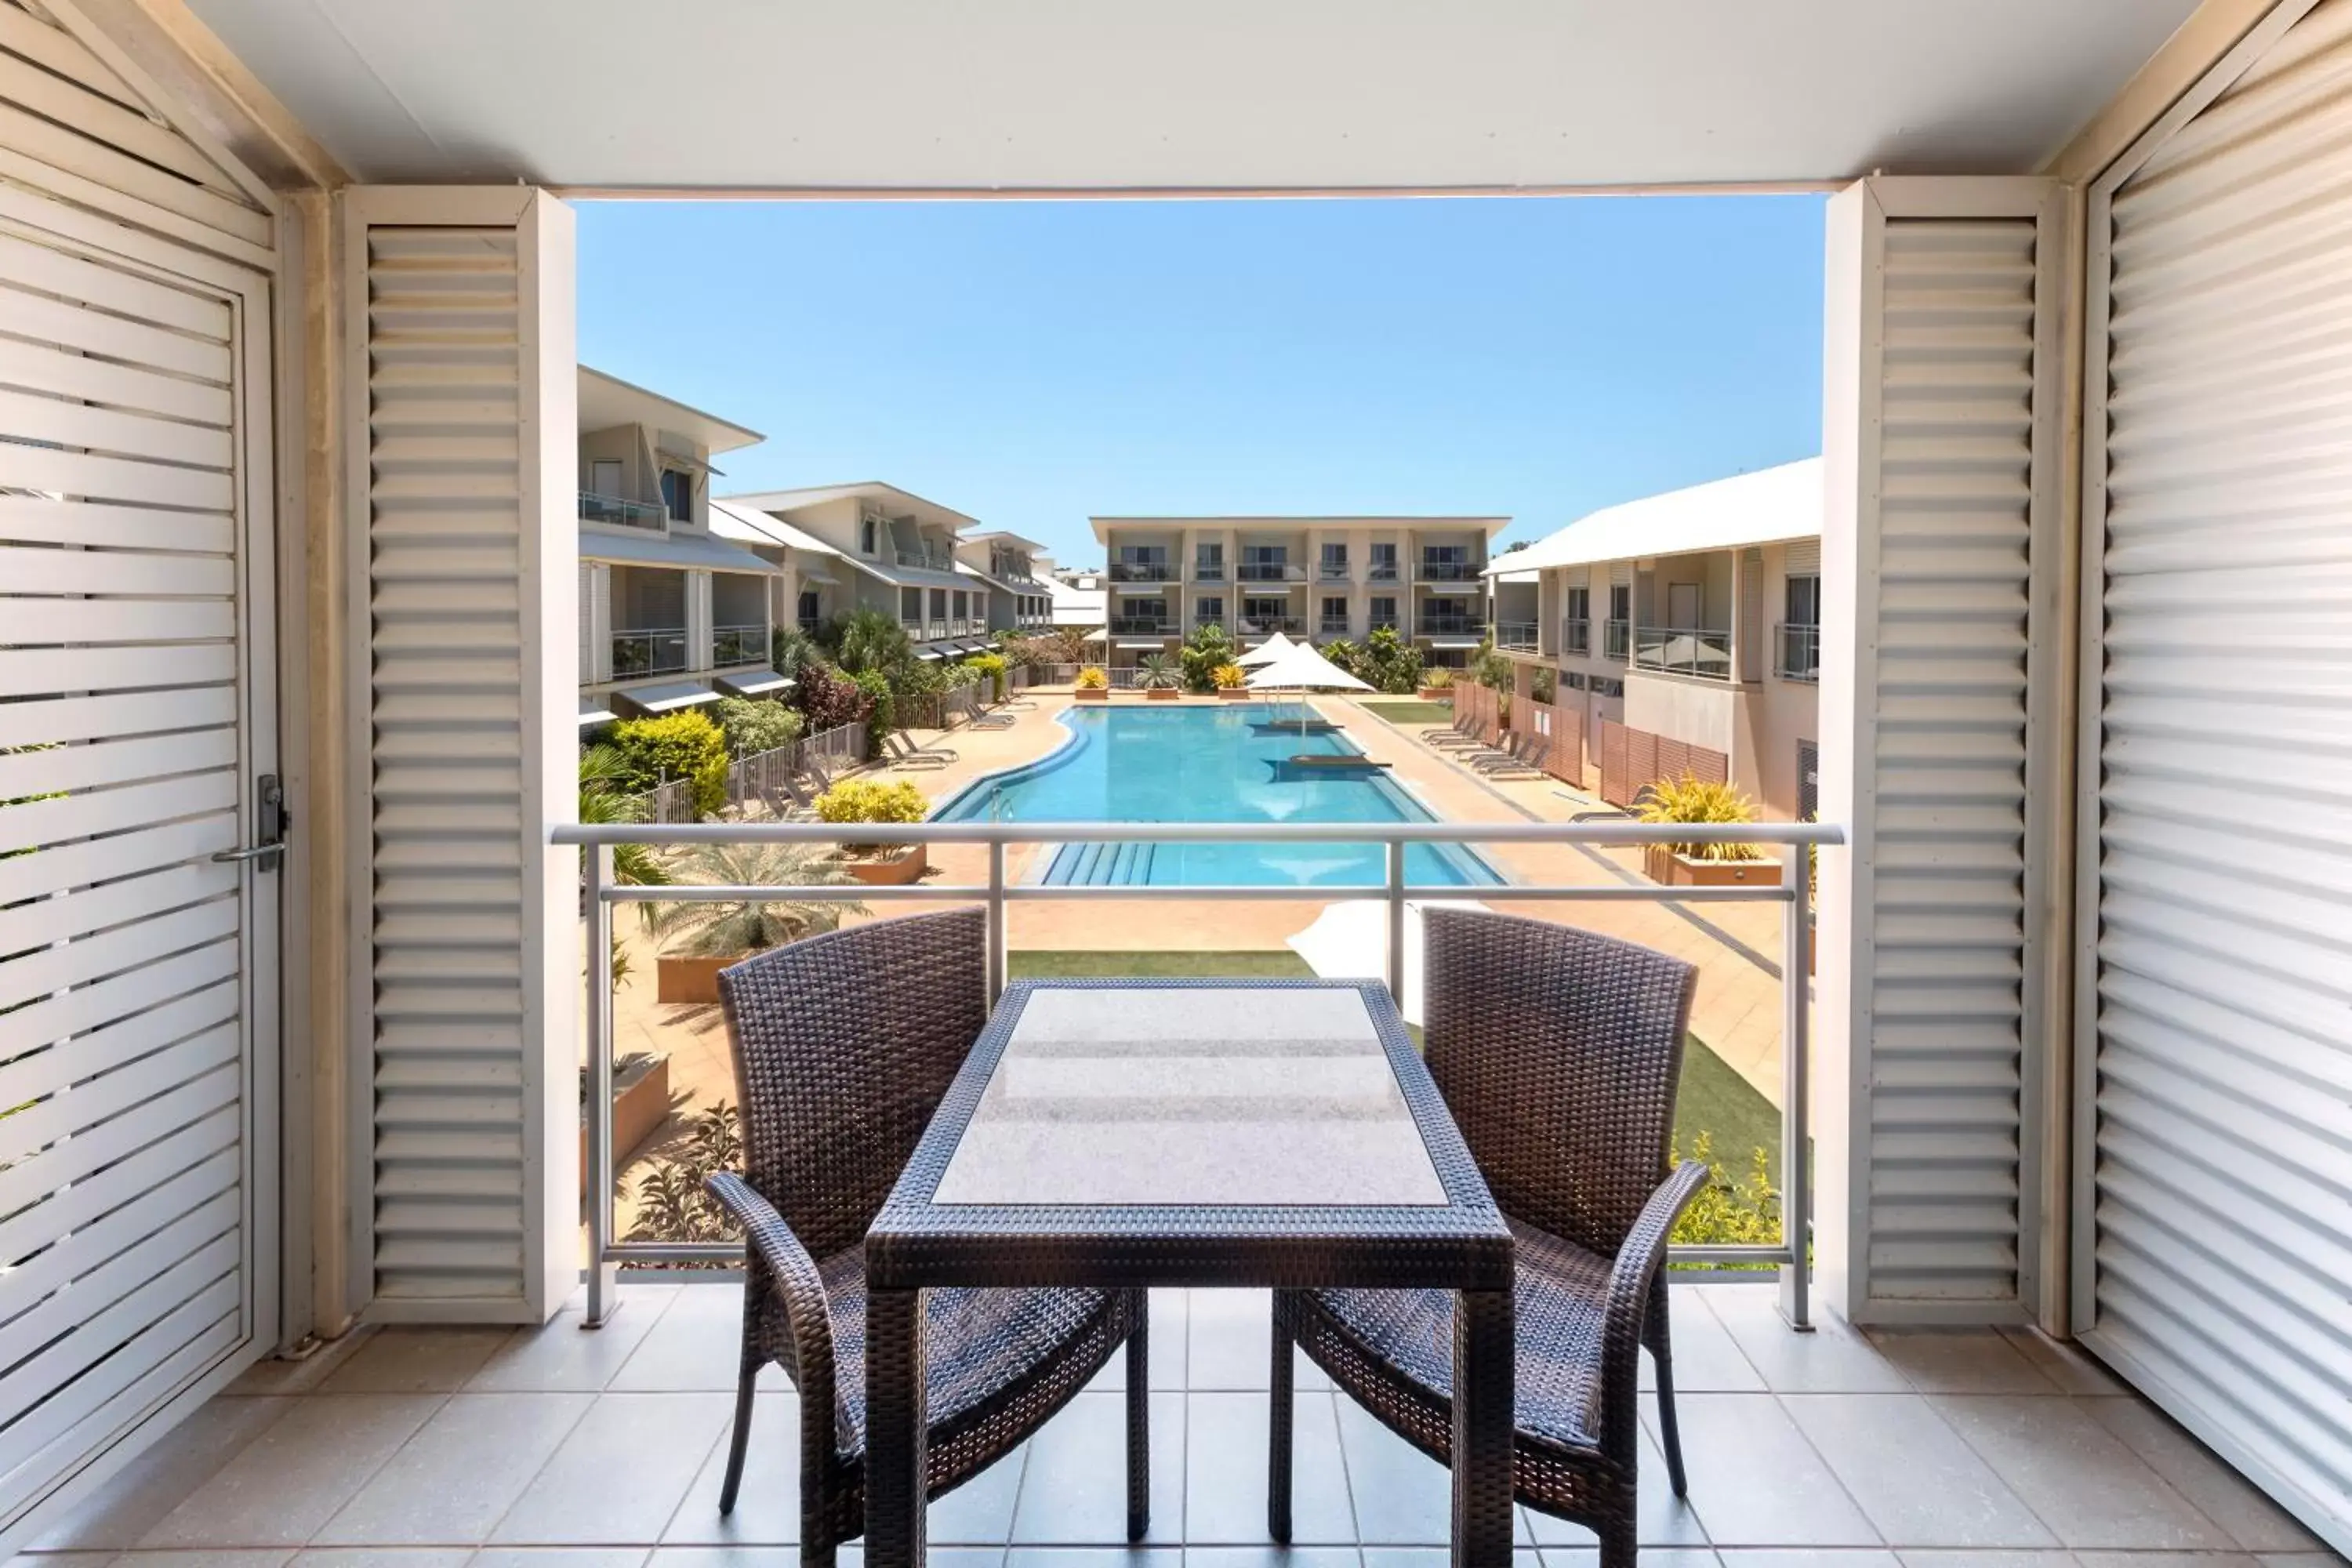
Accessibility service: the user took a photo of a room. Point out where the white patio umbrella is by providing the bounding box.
[1286,898,1489,1027]
[1245,640,1374,736]
[1233,630,1296,668]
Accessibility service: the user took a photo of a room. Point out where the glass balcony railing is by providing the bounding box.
[1493,621,1539,652]
[1416,612,1479,637]
[1236,615,1306,636]
[895,546,956,572]
[1317,561,1352,582]
[1366,561,1400,583]
[1109,616,1178,636]
[1562,617,1591,655]
[1236,561,1306,583]
[1633,625,1734,681]
[580,492,667,532]
[1109,561,1175,583]
[1777,622,1820,682]
[712,624,765,666]
[1603,617,1631,660]
[1318,615,1352,636]
[612,627,688,678]
[1417,559,1481,582]
[1192,561,1226,582]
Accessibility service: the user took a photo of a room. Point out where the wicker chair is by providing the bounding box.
[706,909,1147,1564]
[1269,909,1708,1567]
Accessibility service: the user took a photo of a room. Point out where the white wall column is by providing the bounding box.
[687,570,713,673]
[343,186,578,1324]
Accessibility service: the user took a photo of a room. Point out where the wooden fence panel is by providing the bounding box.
[1597,717,1726,805]
[1545,701,1583,786]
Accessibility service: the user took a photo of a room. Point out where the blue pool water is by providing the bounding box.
[934,705,1502,887]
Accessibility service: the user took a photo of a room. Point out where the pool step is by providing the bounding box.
[1044,839,1157,885]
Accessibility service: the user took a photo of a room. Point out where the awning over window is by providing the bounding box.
[579,698,619,729]
[1114,638,1167,650]
[715,668,793,697]
[614,681,720,715]
[916,648,946,660]
[1426,637,1483,650]
[578,528,779,575]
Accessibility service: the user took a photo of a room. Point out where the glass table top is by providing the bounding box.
[931,985,1448,1207]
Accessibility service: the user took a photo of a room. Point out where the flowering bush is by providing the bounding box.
[815,778,929,857]
[1076,666,1109,690]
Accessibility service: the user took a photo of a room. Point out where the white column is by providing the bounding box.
[687,570,713,673]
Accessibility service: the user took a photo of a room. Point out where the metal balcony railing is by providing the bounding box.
[1634,625,1733,681]
[1417,559,1480,582]
[566,815,1842,1327]
[1563,617,1591,655]
[1317,562,1352,582]
[1192,561,1227,582]
[1318,615,1352,637]
[579,491,667,532]
[1109,616,1178,636]
[712,624,765,666]
[1777,622,1820,682]
[1237,615,1306,636]
[1603,617,1631,660]
[1109,561,1174,583]
[901,616,927,639]
[1366,561,1401,583]
[1493,621,1539,652]
[612,627,688,678]
[1416,613,1479,637]
[896,546,956,572]
[1236,561,1306,583]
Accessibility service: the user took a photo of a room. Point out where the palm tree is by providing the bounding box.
[1135,652,1181,689]
[579,743,670,927]
[833,606,916,677]
[648,840,870,957]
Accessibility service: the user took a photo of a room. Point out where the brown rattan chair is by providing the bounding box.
[1269,908,1709,1567]
[705,909,1147,1564]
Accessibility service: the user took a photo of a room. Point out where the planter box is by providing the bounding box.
[843,844,927,885]
[1642,844,1771,887]
[1217,687,1253,701]
[656,953,737,1004]
[1075,688,1109,702]
[1145,687,1179,702]
[582,1051,671,1183]
[1418,686,1455,702]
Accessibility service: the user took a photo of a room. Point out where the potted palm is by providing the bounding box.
[1137,652,1181,701]
[651,841,869,1003]
[1074,665,1111,702]
[1636,773,1771,887]
[1213,662,1251,700]
[815,778,931,885]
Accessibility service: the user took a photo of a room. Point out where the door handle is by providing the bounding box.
[212,842,281,865]
[213,773,287,872]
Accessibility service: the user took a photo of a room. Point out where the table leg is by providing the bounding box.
[1452,1288,1513,1568]
[867,1287,927,1568]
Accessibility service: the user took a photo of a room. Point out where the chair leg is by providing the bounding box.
[1126,1290,1150,1541]
[1650,1316,1690,1498]
[717,1350,760,1515]
[1268,1304,1294,1542]
[1598,1510,1638,1568]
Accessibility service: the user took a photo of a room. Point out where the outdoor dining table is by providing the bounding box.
[863,977,1517,1568]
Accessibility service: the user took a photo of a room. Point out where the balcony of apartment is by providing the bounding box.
[1109,560,1178,583]
[1109,613,1179,637]
[1415,557,1483,583]
[710,576,768,668]
[1316,612,1352,637]
[1603,616,1632,661]
[611,625,688,680]
[1416,611,1482,637]
[1190,557,1228,583]
[1236,559,1308,583]
[579,489,669,532]
[1562,617,1592,657]
[1316,554,1355,584]
[1777,622,1820,682]
[895,543,957,572]
[1236,613,1306,636]
[1633,625,1733,681]
[1493,620,1539,652]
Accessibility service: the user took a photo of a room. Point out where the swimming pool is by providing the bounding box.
[934,704,1503,887]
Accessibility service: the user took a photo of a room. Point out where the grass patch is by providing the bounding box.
[1007,951,1781,1178]
[1359,699,1454,726]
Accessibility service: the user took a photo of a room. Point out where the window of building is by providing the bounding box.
[659,468,693,522]
[929,588,948,619]
[1566,585,1590,623]
[1610,583,1631,622]
[1786,572,1821,626]
[589,458,623,498]
[1592,676,1624,699]
[863,517,880,555]
[1196,596,1225,622]
[1322,596,1348,619]
[900,586,922,620]
[1320,543,1348,568]
[1563,670,1588,691]
[1370,595,1397,626]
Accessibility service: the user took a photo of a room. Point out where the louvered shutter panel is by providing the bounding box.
[2083,3,2352,1548]
[1785,539,1822,577]
[349,191,577,1323]
[1818,179,2064,1324]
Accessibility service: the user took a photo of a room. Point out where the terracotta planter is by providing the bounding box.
[1642,844,1770,887]
[1075,688,1109,702]
[655,953,735,1004]
[1418,686,1454,702]
[582,1052,672,1181]
[1145,686,1179,702]
[1216,687,1252,701]
[843,844,927,885]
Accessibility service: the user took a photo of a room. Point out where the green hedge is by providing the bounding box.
[607,710,729,818]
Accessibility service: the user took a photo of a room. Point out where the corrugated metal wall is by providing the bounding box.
[354,201,575,1322]
[2085,0,2352,1547]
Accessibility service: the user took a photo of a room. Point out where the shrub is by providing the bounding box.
[832,606,916,678]
[1350,625,1424,695]
[793,661,872,735]
[852,668,895,753]
[649,841,867,956]
[816,777,929,857]
[1668,1131,1782,1257]
[770,623,819,682]
[1530,668,1556,704]
[1211,662,1247,691]
[606,710,728,818]
[966,652,1007,700]
[623,1102,744,1251]
[1472,639,1515,695]
[711,695,803,756]
[1638,773,1767,861]
[1421,666,1454,691]
[577,743,670,912]
[1135,652,1181,690]
[1179,622,1241,693]
[1076,666,1109,690]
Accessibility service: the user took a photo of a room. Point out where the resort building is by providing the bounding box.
[716,482,997,654]
[1490,459,1821,821]
[1088,515,1508,663]
[574,368,784,725]
[1047,568,1108,629]
[954,530,1058,633]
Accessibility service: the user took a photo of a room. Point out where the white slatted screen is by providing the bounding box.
[0,117,274,1538]
[1819,179,2061,1324]
[349,191,576,1322]
[2084,2,2352,1548]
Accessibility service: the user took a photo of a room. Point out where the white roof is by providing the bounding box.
[723,482,982,533]
[710,499,839,558]
[1497,458,1821,576]
[196,2,2193,191]
[1049,579,1106,626]
[579,366,761,452]
[578,526,779,575]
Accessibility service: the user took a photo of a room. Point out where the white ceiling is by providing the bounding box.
[181,0,2200,191]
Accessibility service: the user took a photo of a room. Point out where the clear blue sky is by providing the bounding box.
[577,195,1825,565]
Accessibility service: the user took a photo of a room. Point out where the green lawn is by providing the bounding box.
[1359,699,1454,726]
[1007,950,1780,1179]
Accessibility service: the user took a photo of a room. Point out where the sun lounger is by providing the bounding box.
[884,732,952,768]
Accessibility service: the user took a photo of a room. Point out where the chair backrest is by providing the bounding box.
[1421,908,1697,1259]
[715,909,989,1258]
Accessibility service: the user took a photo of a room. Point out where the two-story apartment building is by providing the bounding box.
[954,531,1057,634]
[575,368,784,727]
[1493,459,1821,819]
[715,483,997,655]
[1087,515,1508,664]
